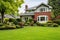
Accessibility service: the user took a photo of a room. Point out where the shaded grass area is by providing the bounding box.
[0,26,60,40]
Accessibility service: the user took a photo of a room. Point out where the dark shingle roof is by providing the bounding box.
[20,12,34,16]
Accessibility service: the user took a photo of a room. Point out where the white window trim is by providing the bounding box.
[37,15,48,23]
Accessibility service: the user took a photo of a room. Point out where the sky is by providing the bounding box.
[18,0,48,13]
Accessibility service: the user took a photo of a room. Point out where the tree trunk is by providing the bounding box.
[1,12,4,23]
[1,8,5,23]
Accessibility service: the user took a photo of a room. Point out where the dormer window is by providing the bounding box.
[40,8,45,12]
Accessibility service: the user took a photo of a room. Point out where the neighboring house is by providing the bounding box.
[0,14,20,19]
[20,3,52,23]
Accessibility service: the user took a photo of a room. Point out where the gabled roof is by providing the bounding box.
[27,3,52,10]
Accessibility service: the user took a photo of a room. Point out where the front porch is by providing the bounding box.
[20,15,34,22]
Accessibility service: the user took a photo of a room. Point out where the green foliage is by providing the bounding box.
[16,18,22,22]
[53,19,60,25]
[4,22,16,29]
[16,25,20,28]
[0,0,24,14]
[24,23,29,26]
[9,18,15,22]
[36,22,46,26]
[29,18,33,22]
[9,18,18,25]
[46,20,59,27]
[24,18,34,26]
[25,22,29,26]
[48,0,60,17]
[52,23,59,27]
[40,23,46,27]
[0,0,24,23]
[9,18,23,25]
[0,20,1,23]
[46,23,53,27]
[19,22,25,28]
[0,22,17,29]
[47,20,53,23]
[4,18,9,23]
[0,23,3,26]
[36,22,41,26]
[5,25,16,29]
[30,21,34,26]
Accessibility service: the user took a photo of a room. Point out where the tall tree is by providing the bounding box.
[48,0,60,17]
[0,0,24,23]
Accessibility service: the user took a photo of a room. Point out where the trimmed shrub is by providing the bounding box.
[46,22,59,27]
[36,22,46,26]
[40,23,46,26]
[36,22,41,26]
[52,23,59,27]
[24,23,29,26]
[5,22,16,29]
[5,25,16,29]
[30,21,34,26]
[16,18,22,22]
[4,18,9,23]
[46,23,53,27]
[0,26,5,30]
[33,23,37,26]
[0,20,1,23]
[19,22,25,28]
[9,18,19,25]
[0,23,5,29]
[16,25,20,28]
[26,22,30,25]
[9,18,15,22]
[47,20,53,23]
[46,20,54,27]
[53,19,60,25]
[29,19,33,22]
[0,23,3,26]
[13,20,18,25]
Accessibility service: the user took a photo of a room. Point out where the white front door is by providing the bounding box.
[37,15,48,23]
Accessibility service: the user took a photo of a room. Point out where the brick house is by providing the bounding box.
[20,3,52,23]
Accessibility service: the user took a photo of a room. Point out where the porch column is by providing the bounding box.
[45,16,46,21]
[39,16,41,22]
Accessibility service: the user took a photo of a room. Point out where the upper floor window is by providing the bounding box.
[40,8,45,12]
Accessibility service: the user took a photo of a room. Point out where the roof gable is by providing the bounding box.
[36,3,49,8]
[27,3,52,10]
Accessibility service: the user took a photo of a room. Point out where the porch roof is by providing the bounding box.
[20,12,34,16]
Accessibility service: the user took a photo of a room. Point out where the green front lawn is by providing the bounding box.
[0,26,60,40]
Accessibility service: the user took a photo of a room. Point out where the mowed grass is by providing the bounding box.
[0,26,60,40]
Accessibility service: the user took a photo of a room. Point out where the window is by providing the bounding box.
[38,17,39,21]
[40,8,45,12]
[37,16,48,22]
[40,17,45,21]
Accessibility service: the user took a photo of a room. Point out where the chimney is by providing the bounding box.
[25,5,28,12]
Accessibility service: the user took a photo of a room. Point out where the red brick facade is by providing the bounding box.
[34,12,52,21]
[56,15,60,19]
